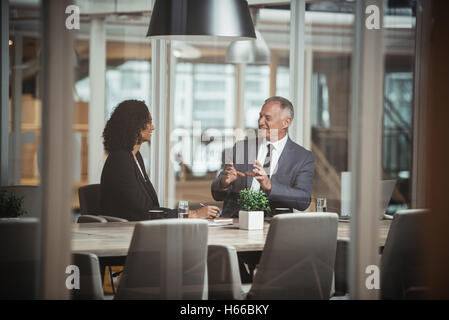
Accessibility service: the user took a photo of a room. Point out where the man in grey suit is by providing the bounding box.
[211,96,315,218]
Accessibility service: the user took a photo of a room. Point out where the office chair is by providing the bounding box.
[381,208,430,299]
[0,217,40,299]
[208,212,338,300]
[78,184,128,222]
[76,214,121,293]
[77,184,129,294]
[72,253,105,300]
[114,219,209,300]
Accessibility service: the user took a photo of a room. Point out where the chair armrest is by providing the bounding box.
[77,215,107,223]
[207,244,246,300]
[98,215,128,222]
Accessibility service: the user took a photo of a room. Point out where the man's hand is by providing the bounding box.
[189,206,220,219]
[220,164,245,187]
[246,160,272,192]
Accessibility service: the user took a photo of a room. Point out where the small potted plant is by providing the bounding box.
[237,188,270,230]
[0,190,27,219]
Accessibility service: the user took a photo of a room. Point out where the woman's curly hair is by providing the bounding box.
[103,100,151,154]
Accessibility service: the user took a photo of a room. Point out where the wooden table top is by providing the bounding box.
[72,219,391,258]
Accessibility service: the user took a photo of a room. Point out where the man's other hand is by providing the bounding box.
[220,164,245,187]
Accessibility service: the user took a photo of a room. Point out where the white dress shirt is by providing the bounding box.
[251,134,289,191]
[135,159,147,182]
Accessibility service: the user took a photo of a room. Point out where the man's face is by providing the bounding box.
[140,114,155,143]
[258,102,291,141]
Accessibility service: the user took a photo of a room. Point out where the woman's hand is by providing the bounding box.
[189,206,220,219]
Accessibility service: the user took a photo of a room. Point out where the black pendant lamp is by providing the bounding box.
[147,0,256,41]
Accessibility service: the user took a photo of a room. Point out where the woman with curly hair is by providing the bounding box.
[100,99,219,221]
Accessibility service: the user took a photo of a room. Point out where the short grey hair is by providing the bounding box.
[264,96,294,120]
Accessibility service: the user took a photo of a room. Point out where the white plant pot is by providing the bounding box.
[239,210,264,230]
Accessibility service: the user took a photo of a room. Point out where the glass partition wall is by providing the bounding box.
[73,12,152,209]
[306,1,354,215]
[11,1,417,220]
[4,0,45,299]
[167,6,291,209]
[171,56,236,208]
[2,0,420,299]
[382,2,416,213]
[7,3,153,209]
[308,0,416,216]
[8,5,43,187]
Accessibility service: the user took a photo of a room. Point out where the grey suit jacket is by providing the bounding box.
[211,137,315,217]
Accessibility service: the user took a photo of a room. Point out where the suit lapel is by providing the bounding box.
[272,137,294,178]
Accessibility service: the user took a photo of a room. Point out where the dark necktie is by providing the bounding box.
[263,144,273,176]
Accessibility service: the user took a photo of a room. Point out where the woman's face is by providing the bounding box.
[140,114,155,144]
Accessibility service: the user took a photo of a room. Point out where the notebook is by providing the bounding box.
[208,218,234,227]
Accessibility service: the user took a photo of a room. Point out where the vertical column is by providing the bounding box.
[302,48,313,150]
[289,0,306,145]
[166,46,176,208]
[349,0,384,300]
[151,38,168,205]
[269,51,278,98]
[88,17,106,184]
[411,0,431,209]
[41,0,74,299]
[235,64,246,131]
[0,0,9,185]
[12,35,23,184]
[424,0,449,299]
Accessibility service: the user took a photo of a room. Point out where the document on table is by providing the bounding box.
[208,218,233,227]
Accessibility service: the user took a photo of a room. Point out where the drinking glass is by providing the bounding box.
[316,198,327,212]
[178,200,189,219]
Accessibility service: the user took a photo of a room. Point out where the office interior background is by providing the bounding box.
[0,0,448,299]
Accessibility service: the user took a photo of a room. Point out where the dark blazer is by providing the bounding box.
[211,137,315,218]
[100,149,177,221]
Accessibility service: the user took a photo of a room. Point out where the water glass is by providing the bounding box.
[178,200,189,219]
[316,198,327,212]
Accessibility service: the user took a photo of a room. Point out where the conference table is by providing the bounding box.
[72,218,391,293]
[72,219,392,258]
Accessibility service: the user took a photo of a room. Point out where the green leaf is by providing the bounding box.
[0,191,27,218]
[237,188,271,212]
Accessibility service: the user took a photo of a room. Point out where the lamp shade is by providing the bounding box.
[147,0,256,41]
[226,29,271,65]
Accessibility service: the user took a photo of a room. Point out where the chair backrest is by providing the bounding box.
[0,185,42,218]
[115,219,209,300]
[207,244,246,300]
[380,208,429,299]
[0,218,40,299]
[78,184,101,215]
[248,212,338,300]
[72,253,105,300]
